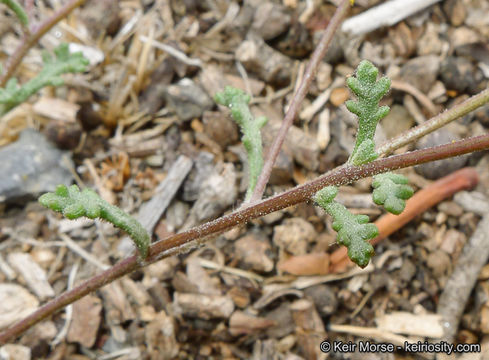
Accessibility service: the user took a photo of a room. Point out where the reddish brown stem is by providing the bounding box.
[249,0,351,203]
[24,0,35,24]
[0,0,85,87]
[377,88,489,156]
[1,134,488,344]
[330,167,480,272]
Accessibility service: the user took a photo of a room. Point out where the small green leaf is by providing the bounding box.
[346,60,391,166]
[372,172,414,215]
[215,86,267,201]
[0,43,89,116]
[39,184,150,259]
[314,186,377,268]
[39,185,102,219]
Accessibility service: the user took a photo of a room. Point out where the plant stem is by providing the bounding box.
[0,0,85,87]
[1,133,489,343]
[24,0,35,23]
[377,88,489,156]
[249,0,351,203]
[330,167,479,272]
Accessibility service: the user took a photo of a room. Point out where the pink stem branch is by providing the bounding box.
[24,0,34,24]
[1,133,489,343]
[249,0,351,203]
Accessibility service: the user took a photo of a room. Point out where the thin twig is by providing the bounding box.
[51,259,80,346]
[0,0,85,87]
[24,0,34,23]
[328,324,432,360]
[1,133,489,343]
[59,233,110,271]
[391,80,437,117]
[249,0,351,203]
[377,88,489,156]
[139,36,203,68]
[341,0,442,36]
[437,215,489,343]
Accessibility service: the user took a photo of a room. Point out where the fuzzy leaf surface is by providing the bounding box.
[372,172,414,215]
[215,86,267,201]
[346,60,391,165]
[39,184,150,258]
[314,186,377,268]
[0,43,88,115]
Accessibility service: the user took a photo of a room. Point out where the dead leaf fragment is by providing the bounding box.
[278,252,330,275]
[7,252,54,300]
[229,311,276,336]
[376,311,444,338]
[0,284,39,330]
[67,295,102,347]
[173,292,234,320]
[145,311,179,359]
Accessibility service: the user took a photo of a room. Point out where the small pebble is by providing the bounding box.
[440,57,480,95]
[273,217,317,255]
[251,2,291,40]
[330,87,349,106]
[236,32,293,85]
[381,105,415,140]
[400,55,440,93]
[165,78,213,121]
[443,0,467,26]
[415,128,467,179]
[304,285,338,316]
[0,345,31,360]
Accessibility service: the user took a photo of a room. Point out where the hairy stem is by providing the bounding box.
[0,0,85,87]
[377,88,489,156]
[249,0,351,203]
[24,0,35,23]
[1,133,489,343]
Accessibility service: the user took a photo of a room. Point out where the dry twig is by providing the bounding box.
[249,0,351,203]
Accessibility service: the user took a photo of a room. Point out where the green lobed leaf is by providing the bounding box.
[314,186,338,205]
[39,184,150,259]
[215,86,267,201]
[39,185,101,219]
[314,186,378,268]
[372,172,414,215]
[0,43,89,116]
[346,60,391,166]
